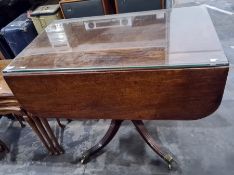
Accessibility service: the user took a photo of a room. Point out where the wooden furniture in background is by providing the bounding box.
[59,0,113,18]
[0,60,24,153]
[30,4,63,34]
[0,60,63,154]
[0,51,5,60]
[115,0,165,14]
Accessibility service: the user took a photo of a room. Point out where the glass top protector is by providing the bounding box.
[3,6,228,74]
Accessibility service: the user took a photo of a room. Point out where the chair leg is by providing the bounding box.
[21,108,57,155]
[24,116,54,155]
[32,116,60,155]
[67,119,72,123]
[56,118,66,129]
[41,118,64,154]
[13,114,25,128]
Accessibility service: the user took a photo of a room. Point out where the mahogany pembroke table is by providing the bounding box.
[3,6,229,169]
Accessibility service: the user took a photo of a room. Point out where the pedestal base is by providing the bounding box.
[80,120,176,169]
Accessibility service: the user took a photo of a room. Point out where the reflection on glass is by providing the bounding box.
[84,17,133,30]
[3,6,228,73]
[46,23,71,50]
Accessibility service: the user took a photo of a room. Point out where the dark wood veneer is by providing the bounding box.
[4,66,228,120]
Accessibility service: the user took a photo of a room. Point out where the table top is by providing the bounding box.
[3,6,228,74]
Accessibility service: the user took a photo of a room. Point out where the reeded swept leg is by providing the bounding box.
[80,120,123,164]
[21,108,56,154]
[40,117,64,154]
[32,116,59,155]
[132,120,176,169]
[13,114,26,128]
[24,115,54,155]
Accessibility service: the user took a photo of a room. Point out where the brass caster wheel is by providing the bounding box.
[164,154,176,170]
[80,152,90,164]
[80,158,86,164]
[80,156,88,164]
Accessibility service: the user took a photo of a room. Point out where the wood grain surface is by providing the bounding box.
[4,66,228,120]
